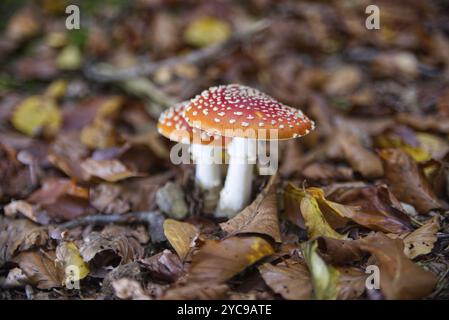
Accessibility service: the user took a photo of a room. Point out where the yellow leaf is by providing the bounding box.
[11,95,62,137]
[163,219,199,261]
[300,192,345,240]
[302,241,340,300]
[57,44,82,70]
[55,242,89,287]
[80,119,118,149]
[184,16,231,47]
[45,79,67,100]
[375,134,430,162]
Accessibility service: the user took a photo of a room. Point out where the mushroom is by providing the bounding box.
[158,101,227,191]
[184,84,315,217]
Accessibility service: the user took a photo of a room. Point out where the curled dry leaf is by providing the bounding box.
[81,158,142,182]
[163,219,199,261]
[4,200,49,224]
[140,250,185,283]
[302,241,340,300]
[317,236,365,265]
[186,236,274,284]
[55,242,90,287]
[379,148,446,213]
[80,231,144,269]
[358,232,438,300]
[325,184,413,233]
[0,217,48,266]
[388,216,440,259]
[259,258,312,300]
[220,175,281,242]
[337,129,383,179]
[13,250,62,290]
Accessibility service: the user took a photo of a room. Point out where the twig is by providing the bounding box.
[84,19,271,83]
[56,211,159,229]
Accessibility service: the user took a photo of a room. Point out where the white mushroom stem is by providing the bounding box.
[216,137,257,218]
[190,143,222,190]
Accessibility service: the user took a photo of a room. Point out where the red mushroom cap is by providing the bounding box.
[157,101,229,146]
[183,84,315,140]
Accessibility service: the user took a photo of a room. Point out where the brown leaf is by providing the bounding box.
[139,250,185,283]
[396,113,449,134]
[317,237,365,265]
[220,175,281,242]
[338,130,383,179]
[13,250,62,289]
[259,259,312,300]
[358,232,438,300]
[388,216,440,259]
[163,219,199,261]
[0,217,48,266]
[81,158,142,182]
[186,236,274,284]
[79,230,144,269]
[163,283,229,300]
[325,184,413,233]
[337,267,367,300]
[379,148,446,213]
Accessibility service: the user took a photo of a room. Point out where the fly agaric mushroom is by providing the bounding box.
[184,84,315,217]
[158,101,227,191]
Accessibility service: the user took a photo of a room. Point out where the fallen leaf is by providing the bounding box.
[13,250,61,289]
[55,242,89,287]
[0,217,48,266]
[317,237,365,265]
[4,200,49,224]
[163,219,199,261]
[358,232,438,299]
[259,258,312,300]
[139,250,185,283]
[81,158,141,182]
[163,283,229,300]
[112,278,151,300]
[388,216,440,259]
[11,95,62,137]
[379,148,446,213]
[186,236,274,284]
[302,241,340,300]
[184,16,231,47]
[220,175,281,242]
[337,267,367,300]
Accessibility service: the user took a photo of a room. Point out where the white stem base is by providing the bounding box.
[191,144,222,190]
[216,137,257,218]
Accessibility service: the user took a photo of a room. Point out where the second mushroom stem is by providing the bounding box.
[190,143,222,190]
[216,137,257,218]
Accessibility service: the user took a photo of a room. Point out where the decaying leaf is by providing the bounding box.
[302,241,340,300]
[186,236,274,284]
[337,267,367,300]
[220,175,281,242]
[13,250,62,289]
[388,216,440,259]
[55,242,90,287]
[358,232,438,299]
[81,158,141,182]
[259,258,312,300]
[11,95,62,137]
[163,219,199,261]
[0,217,48,266]
[317,236,365,265]
[139,250,185,283]
[379,148,446,213]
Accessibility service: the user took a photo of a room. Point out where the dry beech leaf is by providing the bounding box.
[55,242,89,286]
[140,250,185,283]
[163,219,199,261]
[388,216,440,259]
[163,283,229,300]
[259,258,312,300]
[80,232,144,268]
[220,175,281,242]
[4,200,49,224]
[0,217,48,266]
[337,130,383,179]
[186,236,274,284]
[317,237,365,265]
[379,148,446,213]
[337,267,367,300]
[324,184,413,234]
[301,192,345,240]
[13,250,62,290]
[81,158,141,182]
[302,241,340,300]
[358,232,438,300]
